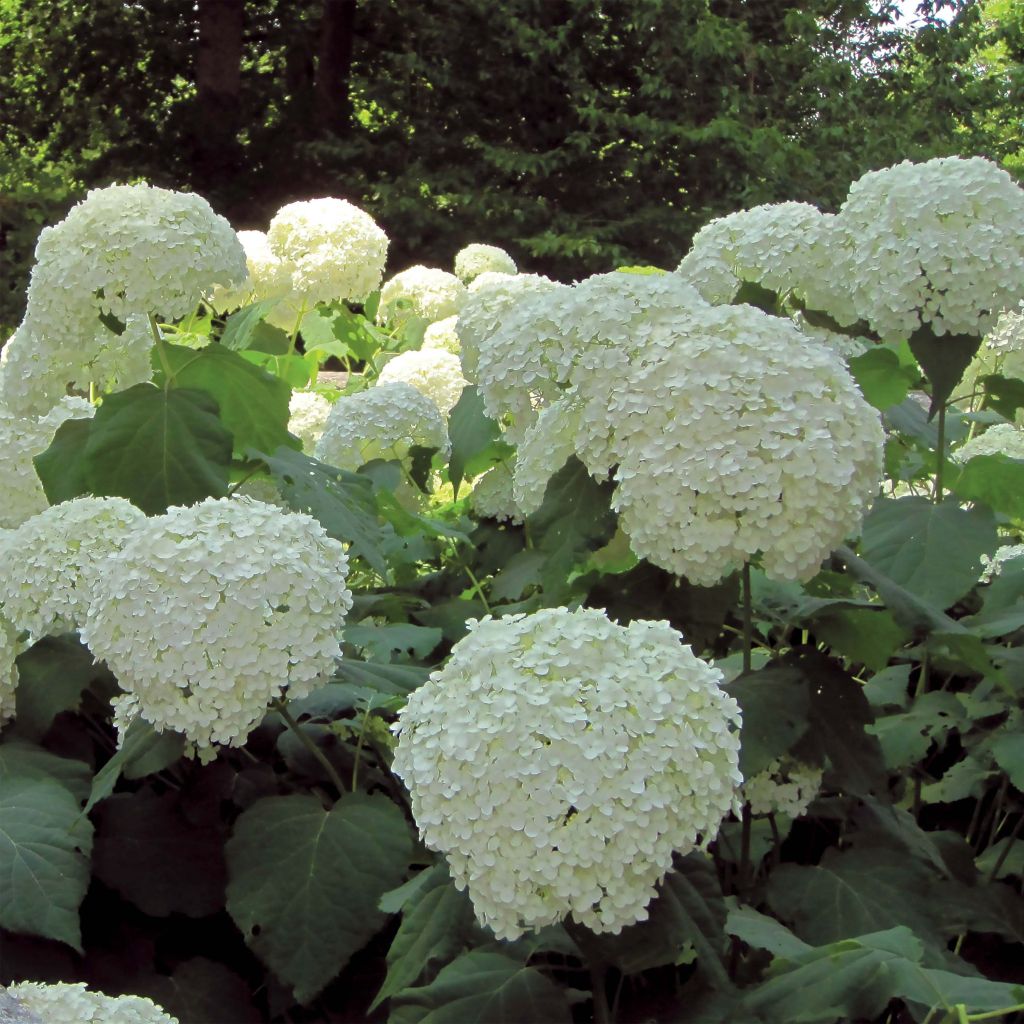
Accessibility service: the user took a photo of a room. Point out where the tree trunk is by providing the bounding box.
[315,0,357,136]
[194,0,244,190]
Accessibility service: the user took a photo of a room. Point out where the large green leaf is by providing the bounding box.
[388,950,574,1024]
[848,347,918,410]
[220,298,282,351]
[225,791,413,1004]
[0,775,93,951]
[447,386,513,495]
[859,496,997,610]
[964,555,1024,637]
[12,635,99,741]
[725,666,810,778]
[134,957,261,1024]
[343,623,443,663]
[157,341,296,455]
[83,383,232,515]
[33,416,92,505]
[85,718,185,813]
[949,453,1024,521]
[908,325,982,417]
[0,740,91,804]
[979,372,1024,420]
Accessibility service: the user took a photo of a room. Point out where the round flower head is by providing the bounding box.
[837,157,1024,340]
[377,266,467,327]
[981,543,1024,582]
[422,315,461,354]
[953,423,1024,462]
[964,307,1024,403]
[289,388,334,453]
[267,197,389,306]
[0,614,20,726]
[6,982,178,1024]
[0,395,96,529]
[208,229,295,315]
[468,461,523,524]
[392,607,742,940]
[315,382,449,472]
[377,348,467,416]
[80,497,353,755]
[0,497,145,644]
[454,243,518,283]
[741,758,823,819]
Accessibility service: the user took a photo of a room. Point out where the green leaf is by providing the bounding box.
[867,691,964,769]
[225,791,414,1004]
[848,347,917,410]
[977,838,1024,880]
[965,556,1024,637]
[343,623,443,663]
[220,298,281,351]
[389,950,574,1024]
[13,635,99,740]
[85,718,185,813]
[371,863,476,1010]
[908,325,982,417]
[0,775,93,951]
[157,342,297,455]
[83,383,232,515]
[733,280,779,313]
[447,386,513,495]
[725,666,811,777]
[811,607,909,672]
[134,957,261,1024]
[949,453,1024,521]
[860,496,998,610]
[33,417,92,505]
[991,732,1024,791]
[0,739,91,804]
[979,373,1024,420]
[724,904,811,958]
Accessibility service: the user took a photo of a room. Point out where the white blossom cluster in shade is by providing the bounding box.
[377,348,467,416]
[207,229,295,316]
[515,300,884,585]
[0,395,95,529]
[0,183,246,415]
[6,982,178,1024]
[288,388,334,453]
[266,198,389,308]
[80,497,352,755]
[456,272,560,381]
[422,315,461,354]
[741,758,823,819]
[981,543,1024,582]
[0,497,145,644]
[0,615,21,725]
[392,607,742,940]
[315,382,450,472]
[454,243,518,283]
[377,266,467,327]
[953,423,1024,462]
[836,156,1024,341]
[468,462,524,524]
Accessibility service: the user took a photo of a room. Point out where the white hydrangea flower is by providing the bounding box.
[422,315,461,354]
[837,157,1024,341]
[377,348,467,416]
[741,758,823,819]
[468,462,523,524]
[315,382,449,472]
[393,608,742,940]
[377,266,467,327]
[964,307,1024,403]
[953,423,1024,462]
[6,982,178,1024]
[981,543,1024,582]
[456,272,560,380]
[454,243,518,283]
[267,197,389,308]
[0,497,145,644]
[288,388,333,453]
[208,229,295,315]
[80,497,353,755]
[0,615,21,726]
[791,313,872,362]
[0,395,96,529]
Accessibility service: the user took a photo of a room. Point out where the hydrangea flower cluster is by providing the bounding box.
[377,266,467,327]
[468,462,524,524]
[964,307,1024,402]
[0,497,145,644]
[266,198,389,308]
[0,184,247,415]
[5,982,178,1024]
[454,243,518,283]
[0,616,21,726]
[836,157,1024,340]
[953,423,1024,462]
[392,607,742,939]
[422,315,461,354]
[208,229,294,316]
[741,758,823,819]
[288,388,334,453]
[0,395,95,529]
[981,543,1024,582]
[315,383,449,472]
[80,497,352,755]
[377,348,467,416]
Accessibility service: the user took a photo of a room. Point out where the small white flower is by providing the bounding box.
[377,266,467,327]
[377,348,467,416]
[741,758,823,819]
[454,243,518,283]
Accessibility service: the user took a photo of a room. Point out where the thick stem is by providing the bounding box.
[934,404,946,504]
[739,803,753,891]
[742,562,753,675]
[149,315,176,387]
[274,700,346,796]
[589,962,612,1024]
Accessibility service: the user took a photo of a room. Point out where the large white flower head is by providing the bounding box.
[288,388,334,453]
[377,348,467,416]
[741,758,823,819]
[837,157,1024,341]
[0,614,20,726]
[530,303,884,585]
[267,197,389,307]
[208,229,295,315]
[454,243,518,284]
[6,982,178,1024]
[422,315,461,354]
[393,607,742,940]
[0,497,145,644]
[315,382,449,472]
[80,497,352,755]
[0,395,96,529]
[377,266,467,327]
[468,461,523,524]
[953,423,1024,462]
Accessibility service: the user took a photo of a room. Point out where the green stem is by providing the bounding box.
[149,314,176,388]
[287,301,307,358]
[987,815,1023,883]
[274,700,346,796]
[739,802,753,891]
[934,404,946,504]
[589,963,612,1024]
[966,1001,1024,1021]
[351,704,373,791]
[463,563,492,614]
[742,562,753,675]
